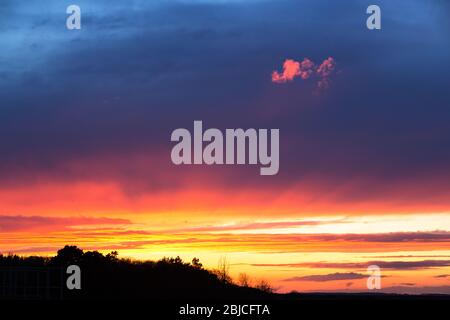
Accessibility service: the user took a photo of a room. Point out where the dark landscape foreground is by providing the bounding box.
[1,246,449,301]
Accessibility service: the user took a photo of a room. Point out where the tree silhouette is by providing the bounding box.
[0,246,274,300]
[192,257,203,269]
[238,273,251,287]
[216,256,232,283]
[53,245,84,265]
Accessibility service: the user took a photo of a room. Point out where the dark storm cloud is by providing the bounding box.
[0,0,449,198]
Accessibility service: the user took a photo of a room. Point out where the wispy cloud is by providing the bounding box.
[378,285,450,295]
[253,259,450,270]
[0,215,131,232]
[363,255,450,258]
[299,231,450,243]
[166,219,345,233]
[283,272,367,282]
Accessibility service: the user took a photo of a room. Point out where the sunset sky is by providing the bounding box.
[1,0,450,294]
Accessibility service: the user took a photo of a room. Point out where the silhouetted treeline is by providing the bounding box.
[0,246,272,300]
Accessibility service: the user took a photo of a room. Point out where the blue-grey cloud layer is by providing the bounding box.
[1,0,449,197]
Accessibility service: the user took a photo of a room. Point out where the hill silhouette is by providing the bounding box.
[0,246,272,300]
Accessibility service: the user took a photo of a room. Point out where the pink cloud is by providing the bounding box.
[299,58,315,79]
[317,57,336,77]
[271,58,317,83]
[316,57,336,90]
[272,56,337,91]
[271,59,301,83]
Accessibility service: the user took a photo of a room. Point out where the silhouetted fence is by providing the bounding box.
[0,266,64,300]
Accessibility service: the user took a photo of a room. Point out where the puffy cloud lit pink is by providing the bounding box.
[272,56,337,91]
[271,58,316,83]
[299,58,315,79]
[317,57,336,77]
[271,59,301,83]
